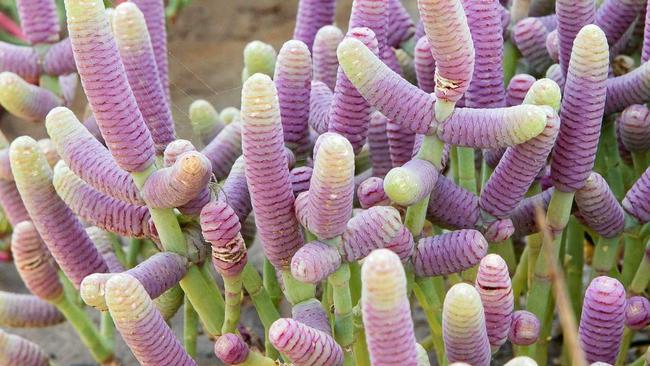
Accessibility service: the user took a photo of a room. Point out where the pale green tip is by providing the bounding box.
[523,78,561,113]
[219,107,240,124]
[189,99,220,132]
[383,167,422,206]
[336,37,376,94]
[243,41,277,79]
[516,105,548,143]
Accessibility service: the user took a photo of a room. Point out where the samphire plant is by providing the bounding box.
[0,0,649,365]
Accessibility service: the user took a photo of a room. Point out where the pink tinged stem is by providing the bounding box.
[16,0,60,44]
[417,0,474,110]
[480,106,559,219]
[623,166,650,223]
[106,274,196,366]
[0,179,30,227]
[510,188,554,237]
[442,283,492,366]
[361,249,418,366]
[624,296,650,330]
[221,156,252,224]
[307,132,355,239]
[141,151,211,209]
[414,36,436,94]
[463,0,506,109]
[437,104,548,149]
[643,0,650,63]
[357,176,390,208]
[550,25,609,192]
[367,111,392,176]
[290,166,313,197]
[200,199,248,277]
[313,25,344,91]
[0,291,64,327]
[0,42,39,83]
[594,0,645,47]
[291,240,341,283]
[64,0,155,173]
[274,40,312,154]
[337,37,437,135]
[270,318,343,366]
[130,0,169,102]
[52,161,152,238]
[475,254,514,349]
[0,12,26,41]
[241,74,304,269]
[545,63,565,89]
[506,74,536,107]
[86,226,125,273]
[546,30,559,63]
[202,121,242,180]
[387,118,416,168]
[163,140,211,216]
[309,80,333,134]
[81,252,187,311]
[42,38,77,76]
[10,136,109,288]
[513,17,553,75]
[578,276,626,364]
[574,172,625,238]
[11,221,64,301]
[214,333,249,365]
[384,158,438,206]
[508,310,540,345]
[0,72,62,122]
[426,174,480,230]
[555,0,596,77]
[45,107,143,205]
[341,206,414,262]
[605,61,650,115]
[387,0,415,47]
[414,230,488,277]
[292,298,332,335]
[113,2,175,153]
[328,27,379,154]
[293,0,337,50]
[0,329,49,366]
[619,104,650,151]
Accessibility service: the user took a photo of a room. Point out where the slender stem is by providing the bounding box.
[183,295,198,358]
[591,236,622,279]
[527,233,543,289]
[55,294,113,363]
[457,147,477,194]
[564,216,585,320]
[221,273,243,334]
[600,120,625,200]
[503,41,520,86]
[99,312,115,352]
[239,350,277,366]
[622,231,644,286]
[107,233,126,267]
[489,238,517,273]
[329,263,354,357]
[632,151,649,179]
[241,263,281,330]
[125,238,142,268]
[263,258,281,308]
[629,239,650,296]
[512,246,529,309]
[352,325,371,366]
[349,261,362,307]
[413,277,447,366]
[480,159,493,191]
[616,328,634,366]
[281,270,315,305]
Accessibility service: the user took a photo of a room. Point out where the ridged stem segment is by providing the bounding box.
[10,136,109,287]
[113,2,175,153]
[0,291,64,327]
[106,273,196,366]
[442,283,491,366]
[414,230,488,277]
[475,254,514,349]
[241,74,304,269]
[0,329,49,366]
[16,0,60,44]
[269,318,344,366]
[513,17,553,75]
[555,0,595,76]
[313,25,343,90]
[551,25,609,192]
[623,166,650,223]
[64,0,155,172]
[202,121,242,181]
[0,72,62,122]
[361,249,418,366]
[293,0,336,49]
[605,61,650,115]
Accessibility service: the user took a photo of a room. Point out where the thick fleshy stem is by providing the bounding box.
[357,176,390,208]
[270,318,343,366]
[604,61,650,115]
[555,0,595,77]
[475,254,514,350]
[10,136,109,287]
[0,328,50,366]
[202,121,242,181]
[564,216,585,319]
[183,296,198,358]
[361,249,419,366]
[594,0,644,47]
[242,41,277,81]
[509,311,540,346]
[214,333,276,366]
[0,42,39,83]
[189,100,223,145]
[0,291,64,327]
[414,230,489,277]
[113,2,175,153]
[87,227,125,273]
[64,0,156,173]
[623,166,650,224]
[313,25,343,90]
[442,283,491,366]
[413,36,435,93]
[0,72,63,122]
[293,0,336,50]
[16,0,60,44]
[106,273,195,365]
[384,158,438,207]
[426,173,481,230]
[45,107,143,205]
[513,17,553,75]
[506,74,536,107]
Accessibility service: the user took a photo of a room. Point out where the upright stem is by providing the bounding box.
[457,147,477,194]
[413,278,447,366]
[280,270,315,305]
[125,238,142,268]
[99,312,115,352]
[503,41,520,86]
[183,295,198,358]
[329,263,353,353]
[622,231,644,286]
[263,258,281,308]
[591,236,621,279]
[564,216,585,320]
[55,294,113,363]
[489,238,517,273]
[527,233,543,289]
[241,263,281,330]
[512,246,529,309]
[222,274,243,334]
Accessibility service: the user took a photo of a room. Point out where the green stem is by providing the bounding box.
[238,350,277,366]
[125,238,142,268]
[183,295,198,358]
[565,216,585,320]
[503,41,520,86]
[527,233,543,289]
[329,263,354,356]
[222,274,243,334]
[622,232,645,286]
[591,235,622,279]
[281,270,316,305]
[616,328,634,366]
[413,277,447,366]
[489,238,517,273]
[55,294,113,363]
[99,312,115,352]
[263,258,281,308]
[349,261,362,307]
[457,147,477,194]
[512,246,529,309]
[352,325,371,366]
[629,239,650,295]
[241,263,281,330]
[107,233,126,267]
[600,120,625,200]
[632,151,649,179]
